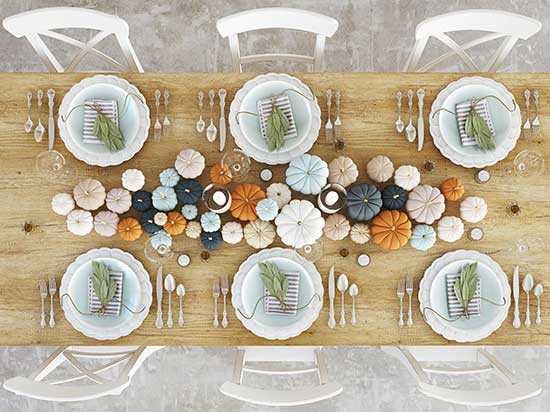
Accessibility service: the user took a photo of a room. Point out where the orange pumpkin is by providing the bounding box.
[117,217,143,241]
[440,177,465,201]
[210,163,232,186]
[371,210,412,250]
[163,211,187,235]
[230,183,266,221]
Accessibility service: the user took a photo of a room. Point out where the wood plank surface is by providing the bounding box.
[0,72,548,346]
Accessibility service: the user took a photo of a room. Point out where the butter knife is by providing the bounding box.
[416,89,425,151]
[47,89,55,150]
[155,266,163,329]
[328,266,336,329]
[513,265,520,329]
[218,89,226,152]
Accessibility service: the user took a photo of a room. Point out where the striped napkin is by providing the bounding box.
[82,99,119,145]
[264,271,300,316]
[257,94,298,144]
[87,271,124,316]
[446,272,481,318]
[455,98,495,147]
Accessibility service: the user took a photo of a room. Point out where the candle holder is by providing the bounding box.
[202,183,232,214]
[317,183,347,214]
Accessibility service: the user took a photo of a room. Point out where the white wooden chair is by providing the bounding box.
[383,346,542,406]
[3,346,162,402]
[2,7,143,72]
[403,9,542,72]
[216,8,338,72]
[220,346,342,406]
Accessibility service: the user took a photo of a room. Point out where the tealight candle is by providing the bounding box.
[318,183,347,214]
[203,184,232,214]
[468,227,484,241]
[212,190,227,206]
[475,169,491,184]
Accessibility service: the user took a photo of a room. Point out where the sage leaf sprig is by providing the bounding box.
[91,261,117,314]
[92,106,125,152]
[464,101,496,151]
[259,262,289,310]
[265,103,289,152]
[453,262,479,317]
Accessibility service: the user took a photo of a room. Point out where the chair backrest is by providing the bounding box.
[383,346,542,407]
[216,8,338,72]
[220,346,342,406]
[3,346,162,402]
[403,9,542,72]
[2,7,143,72]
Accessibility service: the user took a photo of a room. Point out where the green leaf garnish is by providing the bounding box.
[91,261,117,312]
[258,262,289,310]
[92,108,125,152]
[265,103,289,152]
[464,101,496,151]
[453,262,479,316]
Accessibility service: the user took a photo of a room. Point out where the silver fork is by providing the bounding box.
[406,275,413,328]
[39,280,47,329]
[325,89,333,144]
[212,278,220,328]
[532,90,540,138]
[523,89,532,140]
[163,90,170,136]
[154,89,162,141]
[48,276,56,328]
[397,279,405,328]
[221,274,229,328]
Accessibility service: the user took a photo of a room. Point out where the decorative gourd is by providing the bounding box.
[175,149,205,179]
[266,183,291,209]
[406,185,446,224]
[175,179,202,204]
[437,216,464,242]
[324,213,351,241]
[117,217,143,241]
[410,224,436,251]
[371,210,412,250]
[66,209,93,236]
[328,156,358,187]
[121,169,145,192]
[73,179,106,211]
[106,188,132,214]
[152,186,178,212]
[164,211,187,235]
[440,177,465,202]
[200,211,221,233]
[244,219,276,249]
[366,155,394,183]
[51,193,75,216]
[350,223,370,244]
[382,185,408,210]
[140,209,162,234]
[151,230,172,250]
[181,204,198,220]
[255,198,279,221]
[230,183,266,221]
[159,167,180,187]
[154,212,168,226]
[210,163,232,186]
[285,154,329,195]
[200,230,223,250]
[93,211,119,237]
[394,165,421,191]
[346,183,383,221]
[132,190,152,212]
[460,196,488,223]
[221,221,243,244]
[275,199,325,248]
[185,221,201,239]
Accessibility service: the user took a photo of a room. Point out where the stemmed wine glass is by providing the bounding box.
[504,149,545,178]
[221,149,251,181]
[35,149,76,182]
[144,236,174,266]
[297,240,324,263]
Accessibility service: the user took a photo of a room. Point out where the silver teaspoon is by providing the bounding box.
[24,91,33,133]
[196,91,205,133]
[395,91,404,133]
[535,283,543,325]
[206,89,217,142]
[349,283,358,325]
[34,89,45,142]
[176,283,185,327]
[405,89,416,142]
[523,273,534,328]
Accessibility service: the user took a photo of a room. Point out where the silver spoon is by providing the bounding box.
[405,89,416,142]
[337,274,349,328]
[164,274,176,328]
[34,89,45,142]
[349,283,358,326]
[176,283,185,327]
[163,90,170,136]
[196,91,205,133]
[395,91,404,133]
[206,89,217,142]
[523,273,534,328]
[535,283,543,325]
[24,91,33,133]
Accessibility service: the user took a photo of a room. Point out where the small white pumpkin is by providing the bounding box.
[121,169,145,192]
[106,188,132,214]
[93,211,119,237]
[350,223,370,244]
[73,179,106,211]
[323,213,351,241]
[244,219,275,249]
[66,209,93,236]
[175,149,206,179]
[221,221,243,244]
[275,199,325,248]
[154,212,168,226]
[266,183,292,209]
[394,165,421,191]
[51,193,75,216]
[406,185,446,224]
[437,216,464,243]
[460,196,488,223]
[328,156,359,187]
[366,155,394,183]
[185,221,202,239]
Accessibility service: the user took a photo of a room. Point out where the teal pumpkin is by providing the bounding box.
[159,168,180,187]
[152,186,178,212]
[382,185,408,210]
[132,190,152,212]
[201,230,222,250]
[200,211,221,233]
[140,208,162,234]
[175,179,202,204]
[346,183,382,221]
[410,224,436,251]
[285,154,329,195]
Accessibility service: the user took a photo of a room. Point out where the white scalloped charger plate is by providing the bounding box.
[58,75,150,167]
[429,76,521,168]
[419,249,510,342]
[232,248,323,340]
[60,248,152,340]
[229,73,321,165]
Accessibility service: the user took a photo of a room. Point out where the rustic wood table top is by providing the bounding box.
[0,72,548,346]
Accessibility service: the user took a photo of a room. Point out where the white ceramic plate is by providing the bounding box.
[229,73,321,165]
[429,76,521,168]
[419,249,510,342]
[232,248,323,340]
[58,75,150,167]
[60,248,152,340]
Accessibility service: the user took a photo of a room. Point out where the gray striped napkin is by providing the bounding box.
[82,99,119,145]
[264,271,300,316]
[446,272,481,318]
[257,94,298,144]
[87,271,124,316]
[455,98,495,147]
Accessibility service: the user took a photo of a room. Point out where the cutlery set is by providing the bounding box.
[197,89,227,152]
[25,89,57,149]
[396,275,414,328]
[395,89,425,151]
[325,89,344,150]
[212,274,230,329]
[38,276,56,328]
[523,89,541,139]
[328,266,359,329]
[153,89,171,140]
[155,266,185,329]
[513,266,543,328]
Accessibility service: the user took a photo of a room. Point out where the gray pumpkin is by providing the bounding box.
[346,183,382,221]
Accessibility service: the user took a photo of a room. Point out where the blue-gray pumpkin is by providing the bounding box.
[200,230,222,250]
[140,208,162,234]
[132,190,152,212]
[175,179,202,205]
[346,183,382,221]
[382,184,408,210]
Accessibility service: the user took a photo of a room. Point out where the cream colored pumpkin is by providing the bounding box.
[366,155,394,183]
[406,185,446,224]
[175,149,205,178]
[328,156,359,187]
[185,221,202,239]
[73,179,106,211]
[350,223,370,244]
[106,188,132,214]
[244,219,275,249]
[324,213,351,241]
[394,165,421,191]
[51,193,75,216]
[266,183,292,209]
[437,216,464,242]
[121,169,145,192]
[460,196,488,223]
[221,221,243,244]
[93,211,119,237]
[66,209,93,236]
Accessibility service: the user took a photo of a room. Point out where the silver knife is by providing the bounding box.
[416,89,425,151]
[218,89,227,152]
[513,265,521,328]
[47,89,55,150]
[155,266,163,329]
[328,266,336,329]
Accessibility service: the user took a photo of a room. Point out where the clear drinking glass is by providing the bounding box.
[512,150,545,178]
[221,149,251,181]
[35,150,76,182]
[297,240,323,263]
[144,236,174,265]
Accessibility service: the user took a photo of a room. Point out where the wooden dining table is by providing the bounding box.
[0,72,548,346]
